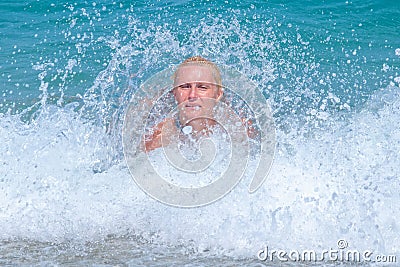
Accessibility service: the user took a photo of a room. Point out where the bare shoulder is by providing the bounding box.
[144,118,176,152]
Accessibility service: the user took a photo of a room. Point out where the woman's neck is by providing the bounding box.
[177,116,217,137]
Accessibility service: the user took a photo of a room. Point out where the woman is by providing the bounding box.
[144,56,225,152]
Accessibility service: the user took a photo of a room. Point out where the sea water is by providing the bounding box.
[1,0,399,265]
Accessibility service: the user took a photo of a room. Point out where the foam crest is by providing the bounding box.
[0,87,398,258]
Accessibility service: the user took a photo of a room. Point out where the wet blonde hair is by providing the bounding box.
[173,56,222,88]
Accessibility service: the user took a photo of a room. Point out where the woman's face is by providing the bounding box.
[173,64,222,124]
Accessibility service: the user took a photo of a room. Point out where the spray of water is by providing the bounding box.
[1,2,399,263]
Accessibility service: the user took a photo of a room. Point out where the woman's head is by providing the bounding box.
[172,57,223,128]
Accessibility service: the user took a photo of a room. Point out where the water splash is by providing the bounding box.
[1,1,399,264]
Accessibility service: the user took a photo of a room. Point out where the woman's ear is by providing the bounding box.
[216,87,224,101]
[172,87,177,99]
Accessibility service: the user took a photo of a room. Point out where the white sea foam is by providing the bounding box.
[1,86,399,258]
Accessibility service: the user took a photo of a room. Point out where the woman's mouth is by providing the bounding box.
[185,104,202,110]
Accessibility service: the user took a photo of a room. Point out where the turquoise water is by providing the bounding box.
[1,0,399,265]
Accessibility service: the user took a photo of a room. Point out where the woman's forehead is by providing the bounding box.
[174,65,217,85]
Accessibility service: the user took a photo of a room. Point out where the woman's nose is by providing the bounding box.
[188,85,198,99]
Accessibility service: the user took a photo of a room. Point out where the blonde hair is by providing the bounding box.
[173,56,222,88]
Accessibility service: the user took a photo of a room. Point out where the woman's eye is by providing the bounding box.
[179,84,190,89]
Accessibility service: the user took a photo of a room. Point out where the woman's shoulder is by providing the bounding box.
[144,118,176,152]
